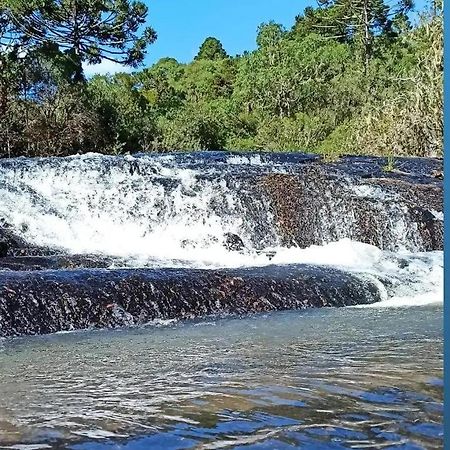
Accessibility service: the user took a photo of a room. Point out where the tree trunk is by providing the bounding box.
[362,0,371,72]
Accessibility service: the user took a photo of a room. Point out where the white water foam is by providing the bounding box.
[247,240,443,308]
[226,154,265,166]
[0,157,257,262]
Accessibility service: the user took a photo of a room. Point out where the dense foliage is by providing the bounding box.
[0,0,443,158]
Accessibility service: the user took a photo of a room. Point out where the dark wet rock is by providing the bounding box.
[258,157,443,251]
[0,254,119,271]
[0,265,382,337]
[223,233,245,252]
[180,239,194,249]
[6,247,63,257]
[409,207,443,251]
[0,242,7,258]
[0,227,27,254]
[258,250,277,261]
[0,226,60,257]
[367,177,442,212]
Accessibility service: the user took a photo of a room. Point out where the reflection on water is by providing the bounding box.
[0,305,443,449]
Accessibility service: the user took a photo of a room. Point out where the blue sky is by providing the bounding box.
[146,0,312,64]
[85,0,312,75]
[84,0,428,76]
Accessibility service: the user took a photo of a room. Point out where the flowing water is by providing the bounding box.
[0,152,443,260]
[0,305,443,449]
[0,152,444,448]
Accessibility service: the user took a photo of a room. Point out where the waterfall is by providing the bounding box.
[0,152,443,336]
[0,152,442,262]
[0,153,281,264]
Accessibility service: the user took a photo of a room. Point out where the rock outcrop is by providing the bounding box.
[0,265,382,337]
[259,156,443,251]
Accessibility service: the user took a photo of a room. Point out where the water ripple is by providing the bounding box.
[0,306,442,449]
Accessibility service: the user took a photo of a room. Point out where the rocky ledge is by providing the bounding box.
[0,154,443,337]
[259,155,443,251]
[0,265,382,337]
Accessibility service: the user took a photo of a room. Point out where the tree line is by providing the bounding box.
[0,0,443,158]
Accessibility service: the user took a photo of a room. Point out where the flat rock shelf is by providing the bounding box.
[0,265,383,337]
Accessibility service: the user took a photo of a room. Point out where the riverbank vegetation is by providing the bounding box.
[0,0,442,158]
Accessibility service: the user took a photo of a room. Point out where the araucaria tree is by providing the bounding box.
[297,0,413,69]
[4,0,157,80]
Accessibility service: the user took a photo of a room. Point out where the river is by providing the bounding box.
[0,152,443,448]
[0,304,443,449]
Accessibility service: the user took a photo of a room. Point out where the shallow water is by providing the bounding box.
[0,304,443,449]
